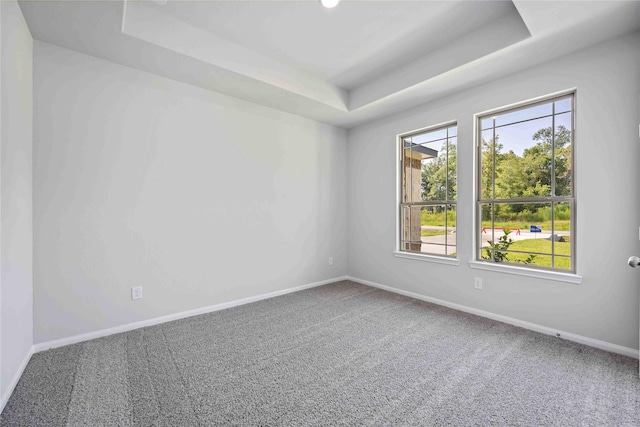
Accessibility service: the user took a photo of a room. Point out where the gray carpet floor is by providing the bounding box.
[2,280,640,426]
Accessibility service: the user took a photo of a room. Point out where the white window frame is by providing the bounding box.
[394,121,460,265]
[469,89,582,284]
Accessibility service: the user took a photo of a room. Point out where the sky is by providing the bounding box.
[405,97,572,158]
[481,98,572,156]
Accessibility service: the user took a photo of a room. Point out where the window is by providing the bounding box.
[399,123,457,257]
[476,92,575,272]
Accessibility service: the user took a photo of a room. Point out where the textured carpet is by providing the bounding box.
[2,280,640,426]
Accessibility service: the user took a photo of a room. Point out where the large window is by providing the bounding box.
[477,92,575,272]
[400,123,457,257]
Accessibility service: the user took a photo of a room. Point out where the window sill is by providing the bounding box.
[468,260,582,284]
[393,251,460,266]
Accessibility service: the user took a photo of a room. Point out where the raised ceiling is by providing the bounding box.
[18,0,640,128]
[154,0,520,89]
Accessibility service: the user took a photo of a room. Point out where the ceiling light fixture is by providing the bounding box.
[320,0,341,9]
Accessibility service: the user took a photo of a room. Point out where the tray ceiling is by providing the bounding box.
[18,0,640,128]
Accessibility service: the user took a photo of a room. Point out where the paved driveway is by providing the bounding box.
[418,226,570,256]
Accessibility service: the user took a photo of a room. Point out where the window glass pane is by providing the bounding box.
[554,113,572,196]
[481,203,527,239]
[519,254,553,267]
[448,137,457,201]
[494,102,552,128]
[497,116,553,156]
[481,117,494,131]
[554,111,572,130]
[414,128,448,144]
[553,255,572,271]
[419,205,456,256]
[406,132,456,203]
[552,202,572,270]
[400,205,456,257]
[494,116,553,199]
[554,97,572,114]
[481,202,565,267]
[403,148,421,203]
[420,205,446,255]
[405,126,454,146]
[401,205,422,252]
[480,129,495,199]
[479,203,493,227]
[400,205,409,244]
[445,204,457,256]
[420,141,445,202]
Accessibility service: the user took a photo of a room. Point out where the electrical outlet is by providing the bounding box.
[131,286,143,300]
[474,278,483,290]
[328,257,334,266]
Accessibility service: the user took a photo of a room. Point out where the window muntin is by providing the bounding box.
[400,123,457,257]
[477,93,575,272]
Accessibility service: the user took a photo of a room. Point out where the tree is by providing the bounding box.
[480,135,502,200]
[522,125,571,197]
[421,140,457,202]
[481,125,572,219]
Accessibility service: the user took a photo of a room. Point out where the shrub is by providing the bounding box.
[483,229,536,264]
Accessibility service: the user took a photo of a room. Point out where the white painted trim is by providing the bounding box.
[34,276,347,353]
[471,90,580,284]
[0,346,34,414]
[393,251,460,266]
[468,260,582,284]
[475,88,578,120]
[347,275,637,359]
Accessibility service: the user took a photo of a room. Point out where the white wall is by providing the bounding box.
[1,0,33,401]
[33,42,347,344]
[347,33,640,350]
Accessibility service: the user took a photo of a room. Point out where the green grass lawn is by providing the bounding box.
[421,229,447,237]
[484,238,571,270]
[419,211,571,232]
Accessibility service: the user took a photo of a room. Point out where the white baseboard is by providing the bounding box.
[1,345,35,414]
[34,276,348,353]
[347,276,638,359]
[29,273,638,366]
